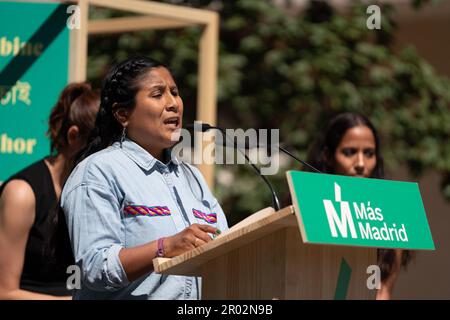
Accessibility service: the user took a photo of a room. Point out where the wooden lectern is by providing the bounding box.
[153,206,377,299]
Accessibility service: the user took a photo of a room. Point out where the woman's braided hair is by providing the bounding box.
[77,56,166,163]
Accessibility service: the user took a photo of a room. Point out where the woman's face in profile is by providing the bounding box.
[126,67,183,151]
[333,125,377,178]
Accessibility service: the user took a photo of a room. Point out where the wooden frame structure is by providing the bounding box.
[66,0,218,187]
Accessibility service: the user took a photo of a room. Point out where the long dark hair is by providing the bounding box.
[77,56,167,163]
[306,112,412,281]
[44,83,100,262]
[306,112,384,178]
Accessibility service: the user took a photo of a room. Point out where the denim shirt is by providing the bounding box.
[61,138,228,300]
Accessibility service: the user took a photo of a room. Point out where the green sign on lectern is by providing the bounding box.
[0,1,70,182]
[287,171,434,250]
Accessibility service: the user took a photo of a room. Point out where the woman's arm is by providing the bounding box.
[0,180,71,300]
[118,223,218,282]
[63,181,219,289]
[376,249,403,300]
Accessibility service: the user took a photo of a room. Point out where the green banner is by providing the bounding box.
[287,171,435,250]
[0,1,70,182]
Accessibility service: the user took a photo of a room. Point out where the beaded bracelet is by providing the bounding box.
[157,237,166,257]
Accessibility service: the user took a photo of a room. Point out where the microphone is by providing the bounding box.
[278,146,321,173]
[185,123,281,211]
[185,123,321,173]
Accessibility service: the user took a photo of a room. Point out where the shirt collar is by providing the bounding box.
[114,138,180,172]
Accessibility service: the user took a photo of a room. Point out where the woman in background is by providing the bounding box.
[306,112,412,300]
[0,83,100,299]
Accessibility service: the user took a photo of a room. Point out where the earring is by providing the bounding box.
[120,126,126,147]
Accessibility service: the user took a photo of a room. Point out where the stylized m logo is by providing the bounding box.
[323,183,357,239]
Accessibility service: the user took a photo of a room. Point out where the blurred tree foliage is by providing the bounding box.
[87,0,450,226]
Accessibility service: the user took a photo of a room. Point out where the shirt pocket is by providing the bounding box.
[122,199,177,247]
[191,207,218,226]
[123,204,172,218]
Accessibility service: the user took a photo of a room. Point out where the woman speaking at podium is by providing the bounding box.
[61,57,228,299]
[306,112,412,300]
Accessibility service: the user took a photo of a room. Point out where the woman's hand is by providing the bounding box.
[119,224,220,282]
[163,224,220,258]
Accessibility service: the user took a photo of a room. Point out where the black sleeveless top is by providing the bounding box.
[0,158,74,296]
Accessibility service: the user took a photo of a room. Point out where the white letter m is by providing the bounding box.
[323,183,357,239]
